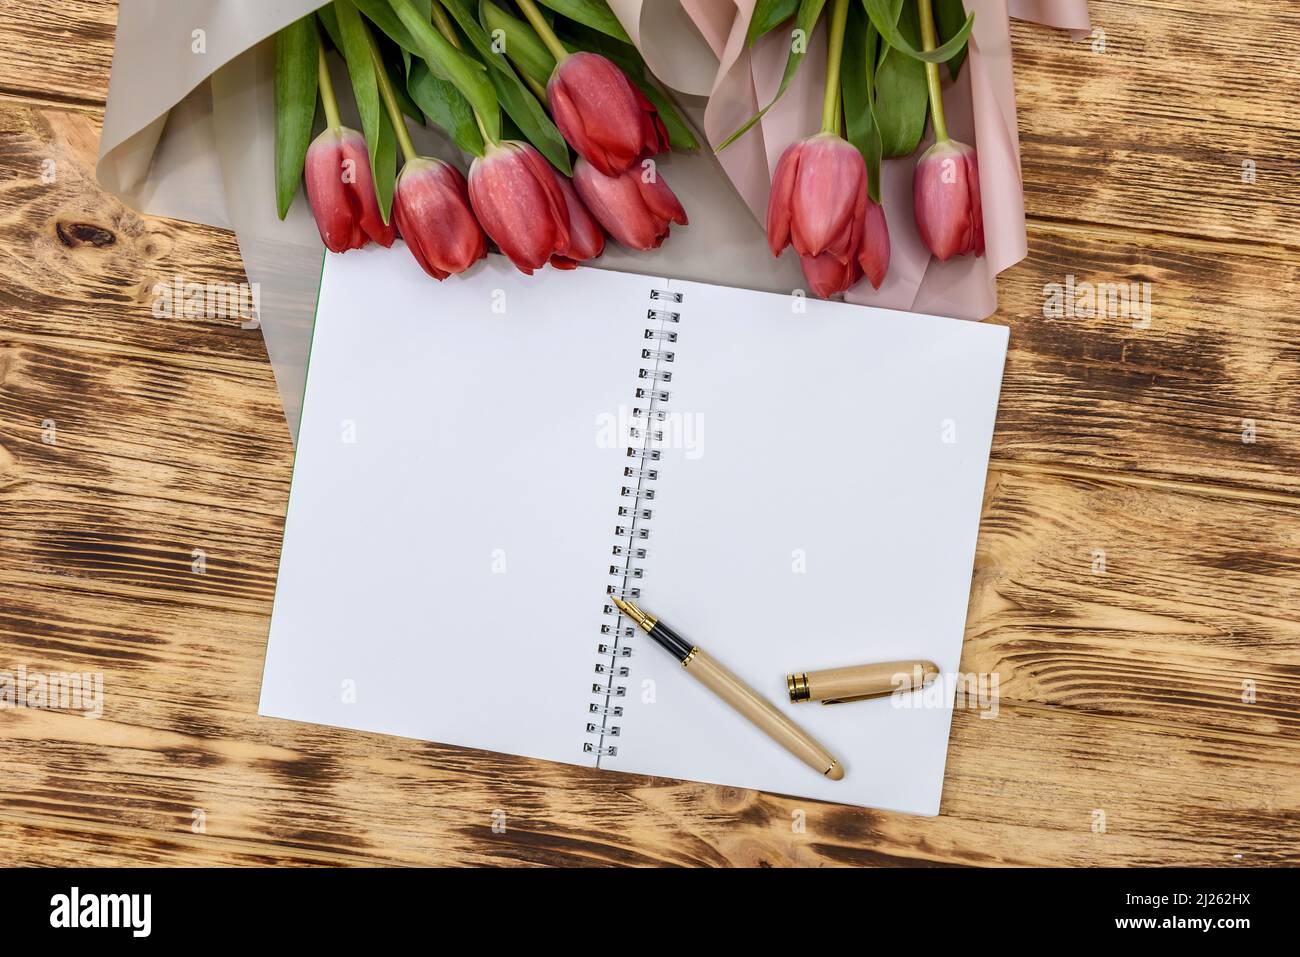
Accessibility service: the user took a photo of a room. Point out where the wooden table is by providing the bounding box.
[1,0,1297,867]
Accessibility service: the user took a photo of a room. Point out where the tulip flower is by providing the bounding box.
[859,198,891,289]
[912,0,984,261]
[799,251,861,301]
[468,141,571,275]
[550,176,606,269]
[572,158,688,251]
[547,51,669,176]
[301,40,394,253]
[510,0,669,176]
[767,132,889,298]
[913,139,983,261]
[304,126,396,252]
[763,0,892,299]
[392,158,487,280]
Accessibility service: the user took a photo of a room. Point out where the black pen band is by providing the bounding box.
[611,596,695,662]
[608,595,844,780]
[647,619,693,662]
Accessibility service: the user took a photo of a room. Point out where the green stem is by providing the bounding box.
[366,30,417,163]
[514,0,570,65]
[917,0,949,142]
[431,1,498,147]
[522,70,549,104]
[430,1,459,46]
[820,0,850,134]
[473,109,496,147]
[317,42,342,129]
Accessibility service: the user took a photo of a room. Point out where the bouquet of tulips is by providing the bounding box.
[274,0,695,279]
[722,0,984,298]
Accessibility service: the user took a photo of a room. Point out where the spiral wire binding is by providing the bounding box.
[584,288,681,762]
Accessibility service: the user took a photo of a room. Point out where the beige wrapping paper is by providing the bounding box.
[98,0,803,441]
[98,1,1088,438]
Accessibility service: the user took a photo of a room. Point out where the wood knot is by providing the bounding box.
[710,785,757,813]
[56,221,116,248]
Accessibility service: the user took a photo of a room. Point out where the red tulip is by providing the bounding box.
[767,132,889,297]
[391,158,487,280]
[799,251,862,300]
[571,158,688,251]
[467,141,570,275]
[550,176,606,269]
[913,139,984,261]
[859,198,891,290]
[304,126,396,252]
[548,52,669,176]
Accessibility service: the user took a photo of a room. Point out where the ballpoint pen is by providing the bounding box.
[611,596,844,780]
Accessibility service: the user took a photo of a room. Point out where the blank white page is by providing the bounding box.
[609,279,1008,814]
[259,248,661,768]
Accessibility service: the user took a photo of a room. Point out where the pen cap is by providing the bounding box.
[786,660,939,704]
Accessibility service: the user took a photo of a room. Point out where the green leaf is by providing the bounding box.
[873,0,903,66]
[274,15,319,219]
[872,0,928,157]
[533,0,631,44]
[716,0,825,151]
[556,20,633,71]
[487,67,572,173]
[351,0,430,51]
[380,38,424,121]
[374,102,399,219]
[437,0,530,78]
[863,0,973,63]
[480,0,555,88]
[332,0,395,221]
[841,1,882,203]
[934,0,969,79]
[438,0,571,173]
[746,0,799,46]
[500,110,525,142]
[407,56,485,153]
[863,20,882,199]
[389,0,501,145]
[317,5,343,49]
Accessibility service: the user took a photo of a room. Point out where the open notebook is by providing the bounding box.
[259,246,1008,816]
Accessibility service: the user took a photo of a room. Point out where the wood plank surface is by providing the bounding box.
[0,0,116,107]
[0,0,1297,866]
[1011,0,1300,250]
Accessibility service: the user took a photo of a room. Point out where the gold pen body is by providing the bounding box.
[788,659,940,704]
[612,596,844,780]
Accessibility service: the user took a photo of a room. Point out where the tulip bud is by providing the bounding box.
[858,199,890,290]
[767,132,888,297]
[391,158,487,280]
[912,139,984,261]
[571,158,688,251]
[304,126,396,252]
[550,176,606,269]
[799,252,863,301]
[548,52,669,177]
[468,141,571,275]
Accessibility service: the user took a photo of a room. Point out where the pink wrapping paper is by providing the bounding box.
[96,1,1090,438]
[672,0,1090,319]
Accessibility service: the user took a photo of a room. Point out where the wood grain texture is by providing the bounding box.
[1011,0,1300,250]
[993,221,1300,497]
[0,0,1297,866]
[0,0,115,108]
